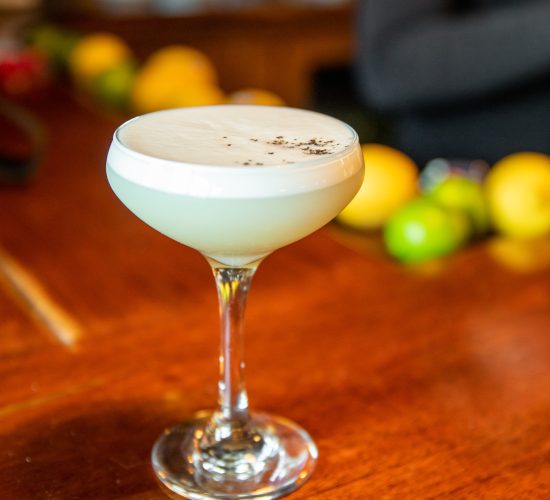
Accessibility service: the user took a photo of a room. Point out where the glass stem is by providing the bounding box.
[209,264,258,442]
[193,261,295,481]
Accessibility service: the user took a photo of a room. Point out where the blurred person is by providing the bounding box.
[355,0,550,166]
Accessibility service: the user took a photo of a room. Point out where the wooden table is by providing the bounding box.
[1,90,550,499]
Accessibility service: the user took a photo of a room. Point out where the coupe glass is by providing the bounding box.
[106,105,364,499]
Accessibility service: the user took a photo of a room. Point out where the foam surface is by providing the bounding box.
[107,105,362,198]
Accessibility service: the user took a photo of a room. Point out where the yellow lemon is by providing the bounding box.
[131,45,220,113]
[143,45,217,85]
[167,84,226,108]
[132,68,224,113]
[69,33,132,86]
[485,152,550,238]
[337,144,418,230]
[487,236,550,273]
[228,88,285,106]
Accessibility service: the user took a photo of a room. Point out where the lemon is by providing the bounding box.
[384,197,470,263]
[337,144,418,230]
[143,45,217,85]
[132,69,225,113]
[168,84,226,108]
[131,45,221,113]
[69,33,132,86]
[485,152,550,238]
[229,88,285,106]
[488,236,550,273]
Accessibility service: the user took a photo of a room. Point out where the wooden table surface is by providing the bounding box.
[1,91,550,499]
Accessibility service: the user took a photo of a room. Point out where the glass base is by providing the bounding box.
[151,411,318,499]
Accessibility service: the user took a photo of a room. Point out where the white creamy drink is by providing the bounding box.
[107,105,365,499]
[107,105,363,266]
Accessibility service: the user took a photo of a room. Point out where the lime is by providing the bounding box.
[92,62,137,110]
[30,25,79,71]
[384,197,470,263]
[429,176,489,235]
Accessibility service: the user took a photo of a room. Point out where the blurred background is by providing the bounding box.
[1,0,363,125]
[2,0,550,263]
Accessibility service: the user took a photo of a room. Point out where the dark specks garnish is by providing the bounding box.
[264,136,338,155]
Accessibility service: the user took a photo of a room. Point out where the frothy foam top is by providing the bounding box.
[108,105,362,198]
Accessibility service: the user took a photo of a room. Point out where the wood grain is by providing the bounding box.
[0,276,50,359]
[1,89,550,499]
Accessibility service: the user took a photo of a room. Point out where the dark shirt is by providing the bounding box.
[356,0,550,164]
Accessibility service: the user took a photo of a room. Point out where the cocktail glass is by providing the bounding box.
[106,105,364,499]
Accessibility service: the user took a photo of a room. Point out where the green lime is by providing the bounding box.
[92,62,137,110]
[384,197,470,263]
[429,176,489,235]
[29,25,79,71]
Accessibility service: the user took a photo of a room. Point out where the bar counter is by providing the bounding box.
[1,90,549,498]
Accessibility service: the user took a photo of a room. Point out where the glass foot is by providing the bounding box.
[151,411,318,499]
